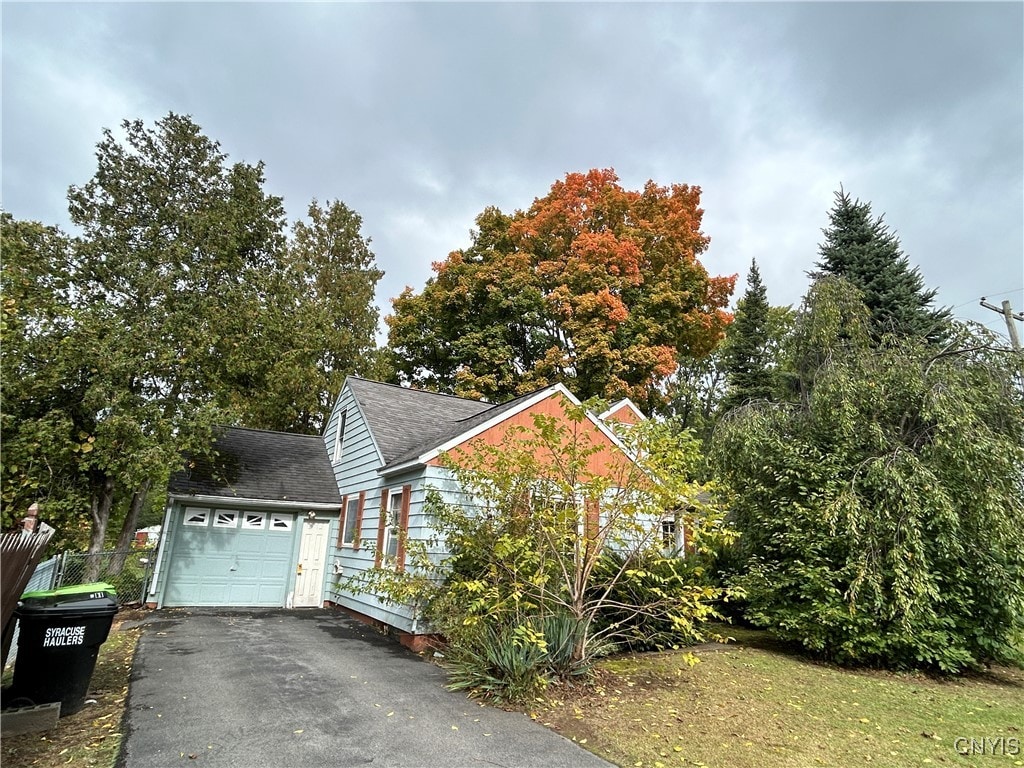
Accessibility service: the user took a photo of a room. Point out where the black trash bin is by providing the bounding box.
[7,583,118,716]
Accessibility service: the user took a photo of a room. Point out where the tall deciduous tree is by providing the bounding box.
[816,189,950,342]
[3,116,387,559]
[712,277,1024,672]
[387,169,735,411]
[64,114,288,561]
[227,199,384,434]
[0,214,91,548]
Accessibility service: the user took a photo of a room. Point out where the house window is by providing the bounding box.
[242,512,266,530]
[183,508,209,527]
[383,489,403,561]
[340,496,361,547]
[375,485,411,569]
[662,513,684,554]
[332,411,347,463]
[213,510,239,528]
[269,513,293,531]
[662,517,677,549]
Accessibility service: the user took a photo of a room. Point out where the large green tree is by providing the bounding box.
[387,169,735,412]
[712,277,1024,672]
[718,259,784,413]
[226,199,384,433]
[0,215,92,548]
[2,114,385,559]
[816,189,951,342]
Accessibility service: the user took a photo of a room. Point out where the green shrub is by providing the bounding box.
[592,550,729,652]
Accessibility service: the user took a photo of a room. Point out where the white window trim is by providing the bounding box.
[382,489,404,563]
[332,411,347,464]
[269,513,293,531]
[242,512,267,530]
[183,508,209,527]
[213,509,239,528]
[662,512,685,554]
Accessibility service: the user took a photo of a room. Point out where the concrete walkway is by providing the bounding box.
[119,608,611,768]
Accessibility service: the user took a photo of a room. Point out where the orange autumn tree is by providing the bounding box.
[387,169,735,411]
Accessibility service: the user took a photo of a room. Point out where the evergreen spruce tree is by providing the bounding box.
[816,189,951,342]
[719,259,775,412]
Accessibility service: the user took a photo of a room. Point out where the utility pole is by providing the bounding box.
[979,297,1023,353]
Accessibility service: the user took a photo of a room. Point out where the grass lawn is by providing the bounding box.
[2,618,141,768]
[535,627,1024,768]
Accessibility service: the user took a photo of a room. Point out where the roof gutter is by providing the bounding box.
[167,493,341,511]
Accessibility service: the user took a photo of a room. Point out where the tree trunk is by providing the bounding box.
[84,475,116,582]
[108,479,152,575]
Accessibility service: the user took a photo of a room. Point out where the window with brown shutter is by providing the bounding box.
[336,495,349,548]
[352,490,366,551]
[375,488,389,568]
[396,484,412,571]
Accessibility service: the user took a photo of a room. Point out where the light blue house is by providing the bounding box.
[152,377,646,650]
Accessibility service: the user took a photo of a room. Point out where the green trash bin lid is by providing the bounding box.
[20,582,118,606]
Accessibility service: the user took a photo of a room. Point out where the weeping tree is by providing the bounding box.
[712,277,1024,672]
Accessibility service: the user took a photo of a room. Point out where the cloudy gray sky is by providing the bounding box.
[3,2,1022,339]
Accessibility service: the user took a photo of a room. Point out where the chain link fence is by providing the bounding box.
[55,547,157,605]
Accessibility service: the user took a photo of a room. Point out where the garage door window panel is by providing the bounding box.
[242,512,266,530]
[184,508,209,527]
[270,513,293,531]
[214,510,239,528]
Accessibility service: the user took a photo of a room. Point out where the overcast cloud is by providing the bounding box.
[3,2,1022,339]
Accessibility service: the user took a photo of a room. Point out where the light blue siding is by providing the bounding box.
[321,384,458,632]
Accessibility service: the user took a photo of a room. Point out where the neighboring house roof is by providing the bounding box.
[598,398,647,425]
[168,426,341,505]
[344,377,637,475]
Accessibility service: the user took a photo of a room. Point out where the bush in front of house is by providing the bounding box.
[351,408,739,703]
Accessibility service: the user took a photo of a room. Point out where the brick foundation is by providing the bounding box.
[323,601,443,654]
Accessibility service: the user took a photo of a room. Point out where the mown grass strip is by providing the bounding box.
[535,629,1024,768]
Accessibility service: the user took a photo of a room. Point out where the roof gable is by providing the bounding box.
[342,378,639,477]
[169,426,341,505]
[345,377,492,466]
[425,386,637,481]
[598,398,647,425]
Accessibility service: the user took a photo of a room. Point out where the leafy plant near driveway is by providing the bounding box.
[348,405,739,702]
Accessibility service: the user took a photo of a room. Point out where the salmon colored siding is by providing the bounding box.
[605,403,643,425]
[429,392,633,483]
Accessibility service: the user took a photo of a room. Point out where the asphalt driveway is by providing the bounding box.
[119,608,611,768]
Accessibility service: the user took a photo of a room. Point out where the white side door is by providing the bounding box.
[293,517,330,608]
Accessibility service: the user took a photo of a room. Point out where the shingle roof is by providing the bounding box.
[168,426,341,505]
[346,377,553,469]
